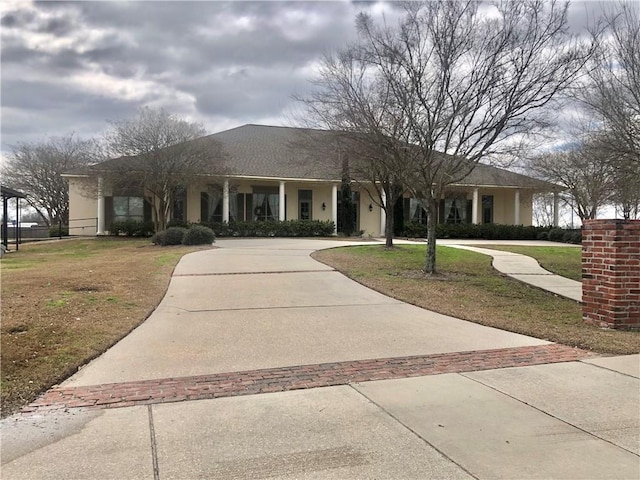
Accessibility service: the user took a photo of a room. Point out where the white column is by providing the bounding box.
[97,176,105,235]
[514,189,520,225]
[380,191,386,237]
[553,192,559,227]
[331,184,338,234]
[472,188,479,224]
[279,181,286,221]
[222,179,230,223]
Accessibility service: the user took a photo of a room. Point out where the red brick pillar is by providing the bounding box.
[582,219,640,329]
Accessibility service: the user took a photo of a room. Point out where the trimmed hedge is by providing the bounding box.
[182,225,215,245]
[109,219,155,237]
[49,225,69,237]
[152,226,187,246]
[201,220,335,237]
[166,219,190,229]
[401,222,581,243]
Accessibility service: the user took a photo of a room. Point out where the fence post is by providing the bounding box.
[59,219,62,240]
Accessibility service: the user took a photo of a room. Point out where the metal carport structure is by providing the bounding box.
[1,185,27,251]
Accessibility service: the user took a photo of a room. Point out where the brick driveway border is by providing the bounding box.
[23,344,593,415]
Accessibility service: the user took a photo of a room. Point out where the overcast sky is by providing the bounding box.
[0,0,609,157]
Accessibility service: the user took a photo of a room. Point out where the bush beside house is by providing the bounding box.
[109,219,155,237]
[202,220,335,238]
[183,225,216,245]
[401,222,582,243]
[152,227,189,246]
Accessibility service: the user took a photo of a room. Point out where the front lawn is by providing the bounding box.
[0,238,211,417]
[478,245,582,281]
[312,245,639,355]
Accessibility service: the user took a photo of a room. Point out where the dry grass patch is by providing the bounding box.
[312,245,639,355]
[1,238,212,416]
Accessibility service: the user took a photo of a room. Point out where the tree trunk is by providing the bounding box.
[385,205,394,247]
[393,193,405,236]
[424,197,438,274]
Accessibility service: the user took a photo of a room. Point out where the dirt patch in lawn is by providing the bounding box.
[1,237,213,417]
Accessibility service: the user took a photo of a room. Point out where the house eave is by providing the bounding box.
[449,182,565,192]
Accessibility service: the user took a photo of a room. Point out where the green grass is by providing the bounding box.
[155,252,186,266]
[479,245,582,281]
[313,245,639,355]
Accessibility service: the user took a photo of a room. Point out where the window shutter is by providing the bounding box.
[105,197,113,230]
[143,198,152,222]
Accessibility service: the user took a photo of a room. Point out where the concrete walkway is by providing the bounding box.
[2,238,637,479]
[442,240,583,302]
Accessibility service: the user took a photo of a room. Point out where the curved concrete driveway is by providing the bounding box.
[4,238,639,480]
[64,238,547,387]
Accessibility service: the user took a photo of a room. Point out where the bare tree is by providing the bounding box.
[532,192,562,227]
[575,2,640,219]
[298,48,412,246]
[102,107,226,232]
[611,156,640,219]
[2,134,100,225]
[582,2,640,164]
[306,0,591,273]
[529,141,614,222]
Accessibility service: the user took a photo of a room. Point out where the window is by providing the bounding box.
[298,190,312,220]
[252,187,280,221]
[253,193,279,221]
[404,198,428,224]
[482,195,494,224]
[113,196,144,222]
[201,185,240,223]
[172,187,187,221]
[444,195,469,224]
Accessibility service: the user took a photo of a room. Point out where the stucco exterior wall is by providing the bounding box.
[357,186,381,236]
[520,192,533,226]
[489,189,533,226]
[68,177,98,236]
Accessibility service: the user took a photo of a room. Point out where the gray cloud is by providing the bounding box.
[1,0,365,152]
[0,0,618,156]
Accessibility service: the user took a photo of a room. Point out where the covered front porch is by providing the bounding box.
[403,187,562,228]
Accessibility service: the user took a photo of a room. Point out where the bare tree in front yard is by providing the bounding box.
[102,107,226,232]
[298,47,412,246]
[577,2,640,219]
[305,0,592,273]
[581,1,640,165]
[3,133,100,225]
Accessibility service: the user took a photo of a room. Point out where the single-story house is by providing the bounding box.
[65,124,563,236]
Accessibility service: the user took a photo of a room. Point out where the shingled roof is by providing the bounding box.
[71,124,560,191]
[202,124,340,180]
[208,124,559,191]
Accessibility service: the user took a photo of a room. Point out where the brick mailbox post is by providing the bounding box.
[582,219,640,329]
